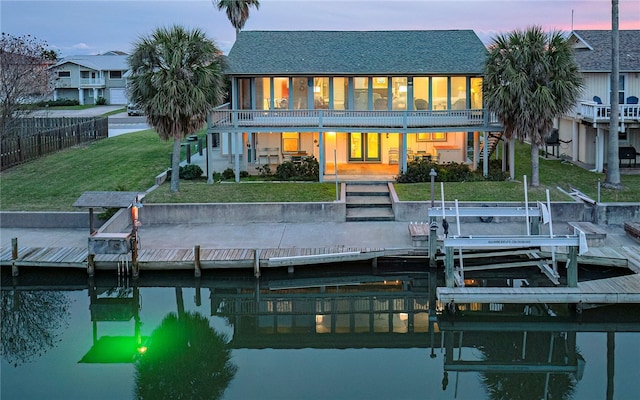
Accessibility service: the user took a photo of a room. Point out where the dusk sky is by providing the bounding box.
[1,0,639,57]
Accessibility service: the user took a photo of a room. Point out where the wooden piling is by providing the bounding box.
[131,236,139,278]
[429,221,438,268]
[87,254,95,276]
[11,238,18,276]
[194,245,202,277]
[445,247,454,287]
[254,249,261,277]
[567,246,578,287]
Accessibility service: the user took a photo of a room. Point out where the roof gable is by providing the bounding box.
[570,30,640,72]
[50,55,129,71]
[227,30,487,76]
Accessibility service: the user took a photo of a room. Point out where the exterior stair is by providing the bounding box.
[345,183,395,222]
[479,132,503,159]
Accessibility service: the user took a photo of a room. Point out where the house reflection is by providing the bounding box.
[211,273,440,349]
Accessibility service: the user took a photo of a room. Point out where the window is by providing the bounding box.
[256,78,271,110]
[392,77,408,110]
[282,132,299,152]
[414,77,430,110]
[417,132,447,141]
[313,77,329,109]
[451,77,467,110]
[354,77,368,110]
[274,77,289,109]
[470,78,483,108]
[109,71,122,79]
[333,77,348,110]
[58,71,70,78]
[292,77,308,109]
[432,77,448,109]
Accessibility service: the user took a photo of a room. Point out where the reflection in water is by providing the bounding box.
[134,311,236,400]
[1,266,639,400]
[1,290,70,367]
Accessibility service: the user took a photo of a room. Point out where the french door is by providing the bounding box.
[349,132,380,162]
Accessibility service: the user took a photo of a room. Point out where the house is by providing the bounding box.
[556,30,640,171]
[49,52,130,105]
[206,30,504,182]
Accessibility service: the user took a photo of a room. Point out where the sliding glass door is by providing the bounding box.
[349,132,380,162]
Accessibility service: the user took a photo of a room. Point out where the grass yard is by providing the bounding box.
[395,142,640,203]
[1,130,638,211]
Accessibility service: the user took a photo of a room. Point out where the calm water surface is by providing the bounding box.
[1,268,639,400]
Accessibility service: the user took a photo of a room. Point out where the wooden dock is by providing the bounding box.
[1,245,392,271]
[437,273,640,305]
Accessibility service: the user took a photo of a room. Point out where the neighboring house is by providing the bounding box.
[49,52,130,105]
[207,30,503,181]
[556,30,640,172]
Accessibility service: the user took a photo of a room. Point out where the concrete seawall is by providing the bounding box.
[1,201,637,229]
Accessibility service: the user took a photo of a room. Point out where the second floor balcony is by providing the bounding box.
[80,77,105,87]
[208,108,502,133]
[576,100,640,125]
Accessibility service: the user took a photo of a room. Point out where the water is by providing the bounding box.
[2,267,639,400]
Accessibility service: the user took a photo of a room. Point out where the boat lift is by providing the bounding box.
[428,179,585,288]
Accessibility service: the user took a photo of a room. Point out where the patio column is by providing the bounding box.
[572,121,579,162]
[319,132,325,183]
[207,132,214,184]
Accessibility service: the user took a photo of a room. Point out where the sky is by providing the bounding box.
[1,0,639,57]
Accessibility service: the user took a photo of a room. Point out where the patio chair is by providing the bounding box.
[414,99,428,110]
[593,96,602,104]
[626,96,638,104]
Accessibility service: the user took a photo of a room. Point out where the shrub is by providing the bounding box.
[222,168,235,180]
[35,98,80,107]
[256,165,273,177]
[396,159,501,183]
[95,96,107,105]
[275,156,320,181]
[179,164,203,180]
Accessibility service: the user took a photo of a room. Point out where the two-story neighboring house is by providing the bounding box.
[556,30,640,172]
[48,52,130,105]
[207,30,503,182]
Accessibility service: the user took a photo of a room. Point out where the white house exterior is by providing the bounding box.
[207,30,503,182]
[556,30,640,172]
[49,52,129,105]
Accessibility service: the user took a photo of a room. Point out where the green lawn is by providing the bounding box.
[395,143,640,203]
[1,130,638,211]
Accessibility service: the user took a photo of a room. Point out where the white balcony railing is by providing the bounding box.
[80,78,105,87]
[577,101,640,123]
[208,108,500,131]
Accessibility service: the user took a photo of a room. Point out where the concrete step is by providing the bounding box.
[346,207,395,222]
[346,184,390,196]
[346,195,392,207]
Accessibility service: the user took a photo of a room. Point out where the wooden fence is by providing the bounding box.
[1,117,108,170]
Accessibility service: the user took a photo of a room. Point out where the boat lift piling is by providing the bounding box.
[429,176,582,289]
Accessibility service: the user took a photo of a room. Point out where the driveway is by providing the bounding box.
[29,106,150,137]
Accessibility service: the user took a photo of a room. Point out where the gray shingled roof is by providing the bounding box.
[51,55,129,71]
[226,30,487,76]
[571,30,640,72]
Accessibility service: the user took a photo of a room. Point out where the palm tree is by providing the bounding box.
[128,25,226,192]
[605,0,623,189]
[483,26,583,186]
[214,0,260,36]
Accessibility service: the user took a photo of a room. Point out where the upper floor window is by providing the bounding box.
[354,77,369,110]
[58,71,70,78]
[313,77,329,109]
[451,77,467,110]
[414,77,430,110]
[273,77,289,109]
[109,71,122,79]
[391,77,408,111]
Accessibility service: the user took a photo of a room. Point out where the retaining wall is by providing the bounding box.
[2,201,638,228]
[0,211,104,229]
